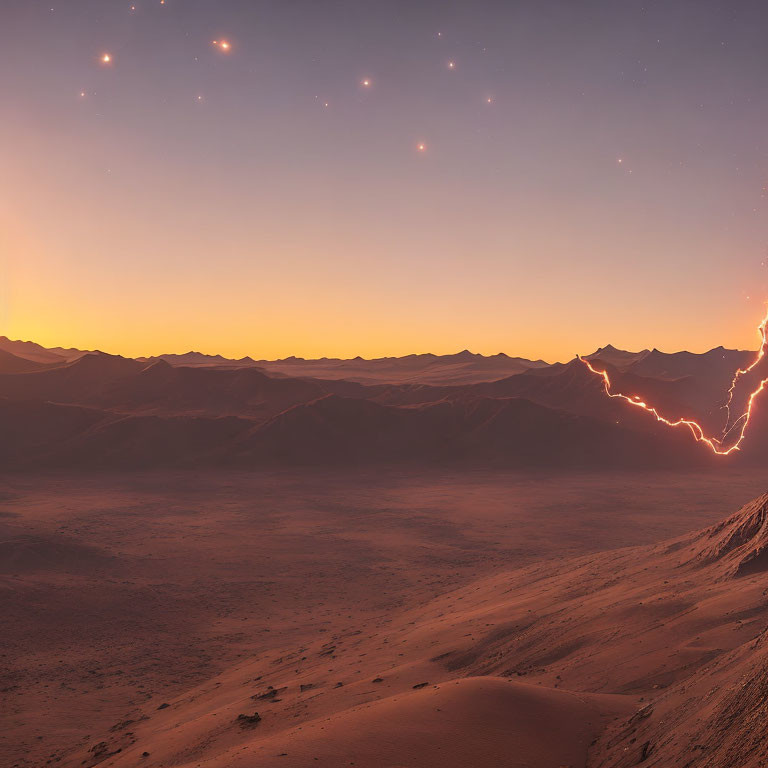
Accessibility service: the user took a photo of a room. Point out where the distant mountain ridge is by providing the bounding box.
[1,336,762,469]
[4,335,752,386]
[0,336,91,365]
[136,349,551,385]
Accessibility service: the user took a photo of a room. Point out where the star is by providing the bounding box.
[361,78,372,87]
[100,53,112,65]
[212,40,231,52]
[447,61,456,70]
[416,142,427,153]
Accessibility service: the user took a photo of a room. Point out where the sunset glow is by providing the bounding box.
[3,2,768,360]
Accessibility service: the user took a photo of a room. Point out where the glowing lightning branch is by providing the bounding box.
[723,311,768,433]
[579,306,768,455]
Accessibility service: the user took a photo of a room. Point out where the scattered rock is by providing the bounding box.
[253,687,285,701]
[630,705,653,724]
[237,712,262,727]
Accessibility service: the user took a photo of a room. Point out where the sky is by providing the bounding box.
[3,0,768,361]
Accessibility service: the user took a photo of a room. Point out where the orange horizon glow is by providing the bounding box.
[4,295,768,370]
[6,2,768,380]
[580,305,768,455]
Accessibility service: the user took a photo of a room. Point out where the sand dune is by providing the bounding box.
[170,678,632,768]
[7,476,761,768]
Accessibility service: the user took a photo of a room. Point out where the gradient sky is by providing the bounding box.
[3,0,768,361]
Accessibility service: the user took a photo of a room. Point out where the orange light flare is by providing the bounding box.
[579,304,768,456]
[212,39,232,52]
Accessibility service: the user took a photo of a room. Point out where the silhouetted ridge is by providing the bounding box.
[0,348,50,374]
[694,493,768,577]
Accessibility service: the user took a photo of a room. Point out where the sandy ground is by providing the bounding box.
[2,468,767,768]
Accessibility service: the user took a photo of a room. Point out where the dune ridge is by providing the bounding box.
[28,486,764,768]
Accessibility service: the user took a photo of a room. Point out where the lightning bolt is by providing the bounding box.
[579,306,768,455]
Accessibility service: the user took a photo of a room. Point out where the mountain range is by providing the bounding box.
[1,335,764,469]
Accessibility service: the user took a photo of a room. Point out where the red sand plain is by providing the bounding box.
[2,468,768,768]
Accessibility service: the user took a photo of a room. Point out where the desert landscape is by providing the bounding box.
[6,1,768,765]
[2,335,768,768]
[3,468,768,768]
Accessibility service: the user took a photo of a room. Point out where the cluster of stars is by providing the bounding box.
[85,3,500,156]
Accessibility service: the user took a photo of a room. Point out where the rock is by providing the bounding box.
[641,741,653,761]
[253,687,283,700]
[237,712,262,726]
